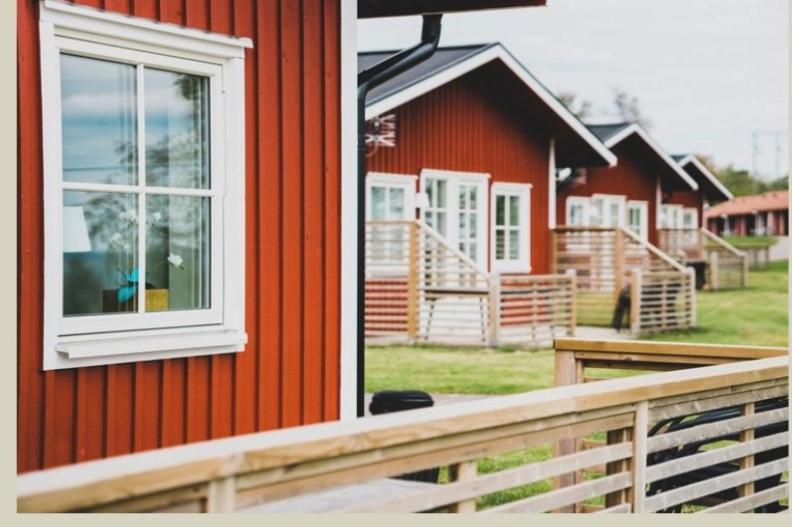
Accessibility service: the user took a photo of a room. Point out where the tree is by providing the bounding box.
[557,91,592,120]
[612,87,652,130]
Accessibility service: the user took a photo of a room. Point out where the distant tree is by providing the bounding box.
[612,87,652,130]
[557,91,593,120]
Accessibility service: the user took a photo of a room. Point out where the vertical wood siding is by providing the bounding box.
[557,138,661,245]
[17,0,341,473]
[367,63,552,274]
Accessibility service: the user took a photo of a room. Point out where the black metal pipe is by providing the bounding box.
[356,15,442,417]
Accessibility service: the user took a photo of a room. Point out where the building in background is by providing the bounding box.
[705,190,789,236]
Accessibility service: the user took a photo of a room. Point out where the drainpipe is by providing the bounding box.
[356,15,442,417]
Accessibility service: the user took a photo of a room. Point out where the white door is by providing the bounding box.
[627,200,649,240]
[421,169,488,268]
[591,194,626,228]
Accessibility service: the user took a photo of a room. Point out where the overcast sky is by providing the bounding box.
[359,0,788,180]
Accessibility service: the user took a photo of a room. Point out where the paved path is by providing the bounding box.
[574,325,634,341]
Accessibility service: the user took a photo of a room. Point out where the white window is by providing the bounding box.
[565,196,590,227]
[366,172,416,221]
[420,169,489,267]
[491,183,531,273]
[590,194,626,228]
[682,207,698,229]
[626,200,649,240]
[41,1,251,369]
[660,204,684,229]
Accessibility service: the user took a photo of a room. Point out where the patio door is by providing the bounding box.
[591,194,626,228]
[420,169,488,269]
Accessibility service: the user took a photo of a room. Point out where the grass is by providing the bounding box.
[365,261,787,511]
[722,234,778,248]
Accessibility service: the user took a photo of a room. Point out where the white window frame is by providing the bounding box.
[40,1,252,370]
[490,182,532,273]
[591,193,626,228]
[365,172,416,221]
[661,204,684,229]
[626,200,649,241]
[419,169,489,268]
[565,196,591,227]
[682,207,699,230]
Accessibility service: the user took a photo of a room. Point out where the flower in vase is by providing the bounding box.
[167,253,184,269]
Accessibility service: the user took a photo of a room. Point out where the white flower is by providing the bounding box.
[167,253,184,268]
[119,210,138,224]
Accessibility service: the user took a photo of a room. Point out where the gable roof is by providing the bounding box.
[705,190,789,218]
[672,154,733,202]
[359,0,546,18]
[588,122,698,191]
[359,43,617,168]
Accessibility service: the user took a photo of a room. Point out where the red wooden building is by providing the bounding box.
[660,154,733,230]
[556,122,698,246]
[362,43,615,275]
[705,190,789,236]
[17,0,547,474]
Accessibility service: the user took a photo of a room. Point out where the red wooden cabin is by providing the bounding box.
[362,43,615,275]
[17,0,547,474]
[660,154,733,230]
[556,122,698,246]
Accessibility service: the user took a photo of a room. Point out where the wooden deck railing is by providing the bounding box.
[658,228,747,290]
[552,226,695,334]
[18,339,787,513]
[366,220,575,348]
[553,338,788,513]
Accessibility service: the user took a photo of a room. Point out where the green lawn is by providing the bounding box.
[365,261,787,511]
[721,234,778,248]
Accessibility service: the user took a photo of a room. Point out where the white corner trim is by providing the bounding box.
[339,0,358,422]
[365,44,617,168]
[40,0,252,59]
[548,138,556,229]
[604,124,699,192]
[677,154,733,200]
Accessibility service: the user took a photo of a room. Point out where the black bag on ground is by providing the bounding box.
[369,390,439,483]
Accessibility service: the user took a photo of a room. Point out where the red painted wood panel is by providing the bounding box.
[558,137,661,245]
[367,63,553,274]
[17,0,342,473]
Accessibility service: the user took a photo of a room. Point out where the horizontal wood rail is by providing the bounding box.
[18,341,788,513]
[659,228,747,290]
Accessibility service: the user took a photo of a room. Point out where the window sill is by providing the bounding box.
[47,327,247,370]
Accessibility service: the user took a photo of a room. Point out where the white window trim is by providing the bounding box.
[40,1,252,370]
[490,182,532,273]
[419,168,490,269]
[627,200,649,241]
[591,193,627,228]
[660,204,684,229]
[365,172,416,220]
[565,196,591,226]
[682,207,699,229]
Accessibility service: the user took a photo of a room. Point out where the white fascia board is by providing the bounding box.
[365,44,617,168]
[678,155,733,200]
[605,124,699,191]
[41,0,252,59]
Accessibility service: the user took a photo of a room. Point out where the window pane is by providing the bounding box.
[63,191,138,316]
[60,54,137,186]
[495,230,505,260]
[509,196,520,226]
[469,187,477,209]
[371,187,386,219]
[469,213,477,234]
[496,195,505,226]
[436,211,446,236]
[458,187,467,210]
[145,69,210,189]
[146,195,211,312]
[389,188,404,218]
[509,230,519,259]
[436,180,446,208]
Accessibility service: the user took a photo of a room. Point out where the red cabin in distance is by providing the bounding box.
[661,154,733,230]
[556,122,698,246]
[362,43,615,275]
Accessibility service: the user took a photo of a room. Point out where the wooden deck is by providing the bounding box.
[17,339,788,513]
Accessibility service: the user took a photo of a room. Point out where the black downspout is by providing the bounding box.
[356,15,442,417]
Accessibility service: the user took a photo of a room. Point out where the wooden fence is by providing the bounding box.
[658,228,747,290]
[553,338,788,513]
[18,339,788,513]
[551,226,695,333]
[365,220,575,349]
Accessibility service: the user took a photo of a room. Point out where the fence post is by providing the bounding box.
[613,228,625,304]
[406,222,419,342]
[565,269,577,337]
[629,401,649,513]
[488,272,501,348]
[738,402,756,499]
[741,251,748,287]
[709,250,719,290]
[550,229,558,274]
[630,268,641,335]
[206,476,236,512]
[448,461,478,513]
[554,347,581,511]
[687,267,697,328]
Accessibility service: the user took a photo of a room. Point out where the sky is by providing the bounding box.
[358,0,789,180]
